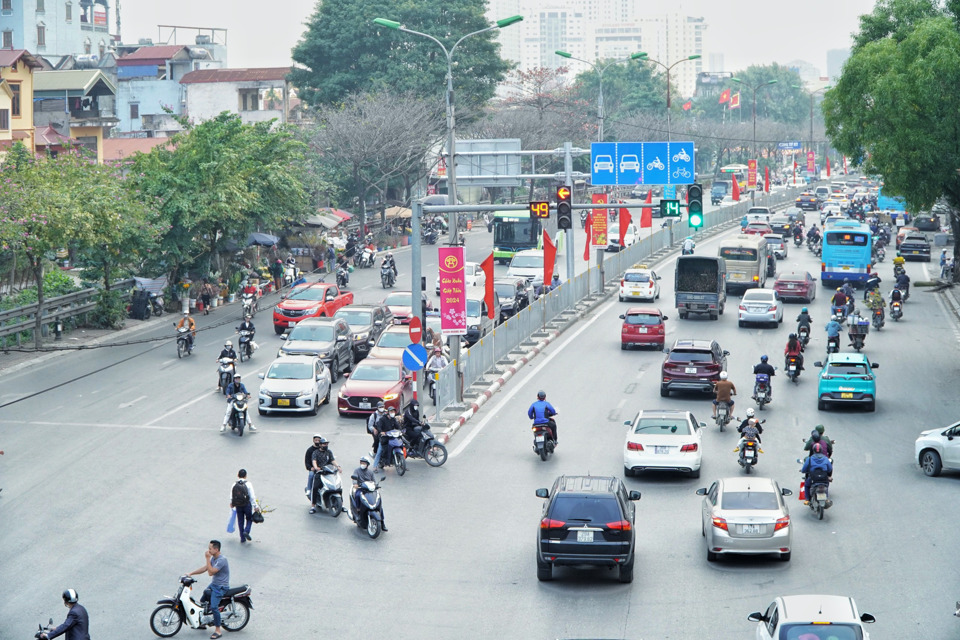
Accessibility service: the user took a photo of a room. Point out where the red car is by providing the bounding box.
[620,307,668,350]
[743,222,773,236]
[337,358,412,415]
[772,271,817,303]
[382,290,433,325]
[273,283,354,334]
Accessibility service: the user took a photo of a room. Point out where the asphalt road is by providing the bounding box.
[4,198,950,639]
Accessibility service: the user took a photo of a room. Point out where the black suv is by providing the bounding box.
[493,277,530,322]
[900,234,931,262]
[535,475,641,583]
[334,304,394,362]
[660,339,729,397]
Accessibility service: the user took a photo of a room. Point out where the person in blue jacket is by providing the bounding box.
[801,443,833,505]
[39,589,90,640]
[528,390,558,444]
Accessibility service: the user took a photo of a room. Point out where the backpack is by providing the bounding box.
[231,480,250,508]
[808,456,831,483]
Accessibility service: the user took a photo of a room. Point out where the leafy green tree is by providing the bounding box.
[568,61,668,139]
[129,113,310,281]
[824,2,960,277]
[290,0,511,117]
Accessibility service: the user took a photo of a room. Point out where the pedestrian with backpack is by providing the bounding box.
[230,469,259,543]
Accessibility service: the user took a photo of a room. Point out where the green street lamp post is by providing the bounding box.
[637,54,701,141]
[555,50,647,142]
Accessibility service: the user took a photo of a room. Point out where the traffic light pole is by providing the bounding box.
[563,142,575,281]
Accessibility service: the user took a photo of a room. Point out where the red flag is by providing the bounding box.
[640,189,653,228]
[542,231,556,285]
[718,88,731,104]
[826,156,831,178]
[731,175,741,201]
[729,92,741,109]
[583,213,592,261]
[480,253,495,319]
[764,166,770,193]
[682,100,692,111]
[843,156,847,174]
[619,208,633,245]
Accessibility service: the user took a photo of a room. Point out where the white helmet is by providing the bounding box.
[225,340,232,347]
[830,314,838,321]
[719,371,728,380]
[746,408,755,417]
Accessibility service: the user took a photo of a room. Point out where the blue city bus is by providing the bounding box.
[821,220,873,288]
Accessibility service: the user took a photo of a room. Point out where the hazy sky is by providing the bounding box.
[120,0,879,73]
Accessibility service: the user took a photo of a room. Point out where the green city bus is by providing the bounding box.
[493,210,542,264]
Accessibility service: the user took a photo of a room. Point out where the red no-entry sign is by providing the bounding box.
[408,316,422,344]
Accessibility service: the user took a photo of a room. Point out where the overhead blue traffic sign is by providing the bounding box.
[590,141,695,186]
[663,185,677,200]
[778,141,802,150]
[402,343,429,372]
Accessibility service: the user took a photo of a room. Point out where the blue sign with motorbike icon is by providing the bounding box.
[590,141,695,186]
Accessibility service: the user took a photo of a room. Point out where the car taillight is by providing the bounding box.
[739,305,746,311]
[606,520,632,531]
[821,375,833,380]
[753,275,759,282]
[680,443,698,452]
[821,263,826,272]
[627,442,644,451]
[620,279,625,287]
[540,518,565,530]
[770,305,777,312]
[656,325,664,334]
[712,517,728,531]
[774,516,790,531]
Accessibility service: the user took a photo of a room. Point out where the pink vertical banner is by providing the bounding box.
[438,246,466,336]
[806,150,816,174]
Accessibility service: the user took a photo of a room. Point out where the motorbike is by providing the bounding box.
[402,422,448,467]
[786,355,801,383]
[871,307,884,331]
[426,369,441,405]
[797,324,810,347]
[714,401,732,431]
[682,245,695,255]
[336,266,349,289]
[875,245,886,262]
[149,575,252,637]
[34,619,55,639]
[240,291,258,317]
[227,393,250,436]
[150,292,165,316]
[237,329,255,362]
[423,228,439,245]
[754,374,771,410]
[283,264,300,286]
[813,242,822,258]
[217,357,236,395]
[890,299,903,321]
[311,464,343,517]
[350,478,385,539]
[798,459,833,521]
[378,429,407,476]
[380,264,396,289]
[738,438,761,474]
[532,419,557,461]
[848,314,870,352]
[175,326,193,359]
[893,263,906,278]
[357,246,376,268]
[827,334,840,354]
[831,304,848,324]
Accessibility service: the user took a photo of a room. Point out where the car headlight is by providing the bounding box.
[305,306,321,315]
[278,349,285,357]
[469,324,479,330]
[274,305,283,313]
[298,389,313,397]
[319,351,329,358]
[383,393,399,401]
[354,333,368,341]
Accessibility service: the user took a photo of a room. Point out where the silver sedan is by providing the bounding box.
[737,288,784,328]
[696,476,793,562]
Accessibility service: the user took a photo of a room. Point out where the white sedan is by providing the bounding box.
[623,409,704,478]
[916,421,960,476]
[436,261,485,295]
[738,288,783,328]
[619,267,661,301]
[257,355,331,416]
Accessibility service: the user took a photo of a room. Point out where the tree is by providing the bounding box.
[568,61,668,139]
[290,0,511,118]
[692,64,808,125]
[824,3,960,278]
[128,113,310,281]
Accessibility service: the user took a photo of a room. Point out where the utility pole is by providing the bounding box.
[563,142,575,281]
[410,200,423,402]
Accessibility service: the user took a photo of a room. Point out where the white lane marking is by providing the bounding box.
[616,398,626,409]
[450,298,618,458]
[864,452,872,464]
[118,395,147,409]
[161,359,178,366]
[146,362,270,425]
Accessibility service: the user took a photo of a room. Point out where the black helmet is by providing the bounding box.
[760,355,768,363]
[537,390,546,400]
[62,589,79,604]
[789,333,797,340]
[810,431,821,443]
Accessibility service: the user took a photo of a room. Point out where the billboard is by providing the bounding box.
[438,247,466,336]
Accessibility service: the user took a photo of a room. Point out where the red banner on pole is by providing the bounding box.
[619,208,633,245]
[731,176,741,201]
[583,213,592,261]
[826,156,831,178]
[438,247,466,336]
[719,89,731,104]
[480,253,495,319]
[806,150,816,175]
[747,159,758,190]
[542,231,556,285]
[764,166,770,193]
[591,193,608,248]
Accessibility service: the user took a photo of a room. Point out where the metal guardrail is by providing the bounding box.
[0,278,136,345]
[428,187,801,416]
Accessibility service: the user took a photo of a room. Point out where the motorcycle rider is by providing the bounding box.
[804,426,834,458]
[890,285,905,305]
[806,223,821,244]
[796,307,813,332]
[367,401,387,454]
[863,271,882,299]
[784,333,804,371]
[309,437,340,514]
[221,374,256,433]
[177,311,196,353]
[792,224,804,243]
[350,455,386,531]
[713,371,736,419]
[373,405,401,469]
[841,278,855,302]
[865,287,886,323]
[831,287,849,317]
[682,236,696,254]
[801,442,833,505]
[752,356,776,400]
[304,434,323,498]
[381,252,398,282]
[528,390,558,444]
[38,589,90,640]
[895,270,911,299]
[403,400,425,448]
[736,417,763,461]
[736,408,760,436]
[237,315,256,354]
[217,339,237,361]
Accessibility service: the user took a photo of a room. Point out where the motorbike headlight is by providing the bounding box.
[383,393,399,401]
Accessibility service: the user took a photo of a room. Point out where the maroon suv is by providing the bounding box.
[660,339,729,397]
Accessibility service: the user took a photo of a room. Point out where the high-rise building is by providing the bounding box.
[0,0,113,65]
[521,6,587,71]
[826,48,850,80]
[708,53,724,73]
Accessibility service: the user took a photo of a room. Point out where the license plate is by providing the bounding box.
[912,250,920,254]
[631,289,642,295]
[841,266,850,271]
[639,327,648,334]
[841,392,853,399]
[576,530,593,543]
[741,524,762,535]
[789,365,797,372]
[732,273,743,279]
[816,492,827,501]
[655,446,669,454]
[277,398,290,406]
[535,434,545,442]
[685,367,697,374]
[745,451,755,459]
[394,319,402,325]
[359,402,371,410]
[288,321,297,327]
